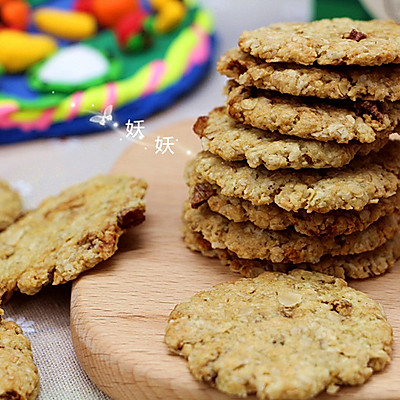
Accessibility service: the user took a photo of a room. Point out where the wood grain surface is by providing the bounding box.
[70,120,400,400]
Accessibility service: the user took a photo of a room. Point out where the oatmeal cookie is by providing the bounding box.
[226,81,399,143]
[190,182,400,236]
[165,269,393,399]
[183,201,400,264]
[185,148,400,213]
[218,47,400,101]
[0,174,147,302]
[183,225,400,280]
[194,107,388,169]
[239,18,400,66]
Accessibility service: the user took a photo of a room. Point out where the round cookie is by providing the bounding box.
[185,145,400,213]
[0,179,22,231]
[190,182,400,236]
[183,201,400,264]
[218,47,400,101]
[226,81,399,144]
[0,311,39,400]
[165,269,393,399]
[183,225,400,280]
[0,174,147,302]
[194,107,388,170]
[239,18,400,66]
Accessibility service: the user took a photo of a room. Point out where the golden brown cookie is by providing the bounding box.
[218,47,400,101]
[0,179,22,232]
[190,182,400,236]
[194,107,388,169]
[0,309,40,400]
[183,225,400,280]
[185,146,400,213]
[183,201,400,264]
[0,174,147,302]
[226,81,399,143]
[239,18,400,66]
[165,269,393,399]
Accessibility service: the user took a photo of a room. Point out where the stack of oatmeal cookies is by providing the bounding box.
[182,18,400,280]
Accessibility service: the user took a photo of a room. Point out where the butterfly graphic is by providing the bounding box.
[89,105,113,126]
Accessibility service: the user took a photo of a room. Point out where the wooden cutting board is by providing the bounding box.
[70,120,400,400]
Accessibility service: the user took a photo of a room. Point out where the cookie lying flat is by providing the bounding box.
[183,201,400,264]
[183,225,400,280]
[185,148,400,213]
[226,81,399,143]
[239,18,400,66]
[0,174,147,302]
[0,180,22,231]
[194,107,388,170]
[165,269,393,399]
[0,310,39,400]
[191,182,400,236]
[218,47,400,101]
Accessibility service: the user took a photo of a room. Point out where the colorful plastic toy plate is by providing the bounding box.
[0,0,215,144]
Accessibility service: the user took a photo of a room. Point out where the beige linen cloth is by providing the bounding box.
[5,284,110,400]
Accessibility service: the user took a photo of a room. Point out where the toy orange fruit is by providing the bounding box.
[92,0,138,28]
[1,0,30,30]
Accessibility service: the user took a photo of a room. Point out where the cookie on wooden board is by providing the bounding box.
[194,107,388,170]
[226,81,400,144]
[183,201,400,264]
[218,47,400,101]
[0,174,147,302]
[165,269,393,399]
[190,182,400,236]
[239,18,400,66]
[183,225,400,280]
[185,146,400,213]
